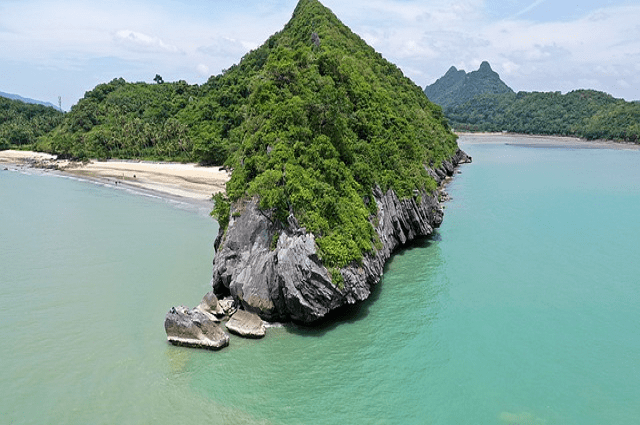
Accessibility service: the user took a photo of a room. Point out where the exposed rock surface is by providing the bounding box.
[218,297,238,316]
[211,149,471,324]
[194,291,225,320]
[225,310,267,338]
[164,305,230,350]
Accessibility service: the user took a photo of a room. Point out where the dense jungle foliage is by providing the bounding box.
[446,89,640,143]
[36,78,199,160]
[0,96,63,150]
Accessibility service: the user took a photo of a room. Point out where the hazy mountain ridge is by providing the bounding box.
[424,61,514,109]
[0,91,58,110]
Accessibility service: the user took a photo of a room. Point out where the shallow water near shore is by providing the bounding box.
[2,134,640,424]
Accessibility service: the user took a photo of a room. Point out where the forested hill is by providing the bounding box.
[207,0,458,267]
[424,61,513,109]
[425,62,640,144]
[447,90,640,143]
[37,78,201,161]
[38,0,456,171]
[0,96,63,150]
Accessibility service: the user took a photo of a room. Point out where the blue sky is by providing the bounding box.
[1,0,638,109]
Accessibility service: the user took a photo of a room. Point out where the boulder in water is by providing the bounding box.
[164,306,230,350]
[225,309,266,338]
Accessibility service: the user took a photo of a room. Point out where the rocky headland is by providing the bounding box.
[211,149,471,324]
[165,149,470,349]
[162,0,471,349]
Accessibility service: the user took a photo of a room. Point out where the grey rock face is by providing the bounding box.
[194,291,225,319]
[211,199,343,323]
[212,149,471,324]
[164,306,230,350]
[225,309,266,338]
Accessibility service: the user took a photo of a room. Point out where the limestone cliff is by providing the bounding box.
[211,149,471,323]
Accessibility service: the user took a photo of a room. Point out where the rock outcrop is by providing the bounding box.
[211,149,471,324]
[165,291,266,348]
[194,291,225,319]
[225,310,267,338]
[164,305,230,350]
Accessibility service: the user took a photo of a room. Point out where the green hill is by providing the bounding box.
[0,96,63,150]
[206,0,459,267]
[424,61,513,109]
[37,78,199,160]
[425,62,640,143]
[448,89,640,143]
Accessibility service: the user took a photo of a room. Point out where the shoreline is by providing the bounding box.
[0,150,231,213]
[455,132,640,151]
[3,131,637,206]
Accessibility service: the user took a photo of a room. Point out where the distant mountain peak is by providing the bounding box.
[478,61,492,72]
[424,61,513,109]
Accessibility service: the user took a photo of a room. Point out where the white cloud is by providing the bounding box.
[616,79,630,88]
[196,63,210,76]
[1,0,639,105]
[330,0,639,99]
[511,0,547,19]
[114,30,181,54]
[198,37,252,58]
[499,60,520,76]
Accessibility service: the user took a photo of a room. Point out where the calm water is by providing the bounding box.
[1,135,639,424]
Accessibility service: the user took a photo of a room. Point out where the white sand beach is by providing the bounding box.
[0,150,231,202]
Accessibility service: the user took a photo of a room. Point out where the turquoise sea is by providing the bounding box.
[1,134,639,424]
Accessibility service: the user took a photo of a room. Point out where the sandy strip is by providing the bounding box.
[0,150,231,202]
[456,132,640,151]
[0,150,57,162]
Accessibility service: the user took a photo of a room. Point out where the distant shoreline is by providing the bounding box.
[0,150,231,211]
[455,132,640,151]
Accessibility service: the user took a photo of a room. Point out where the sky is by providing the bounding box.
[1,0,639,110]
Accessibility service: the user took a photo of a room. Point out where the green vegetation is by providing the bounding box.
[447,90,640,143]
[37,78,198,160]
[211,193,231,231]
[204,0,458,268]
[0,96,63,150]
[582,101,640,142]
[424,62,639,144]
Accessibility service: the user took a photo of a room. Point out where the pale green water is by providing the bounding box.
[1,135,639,424]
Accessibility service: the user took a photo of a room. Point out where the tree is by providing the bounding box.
[153,74,164,84]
